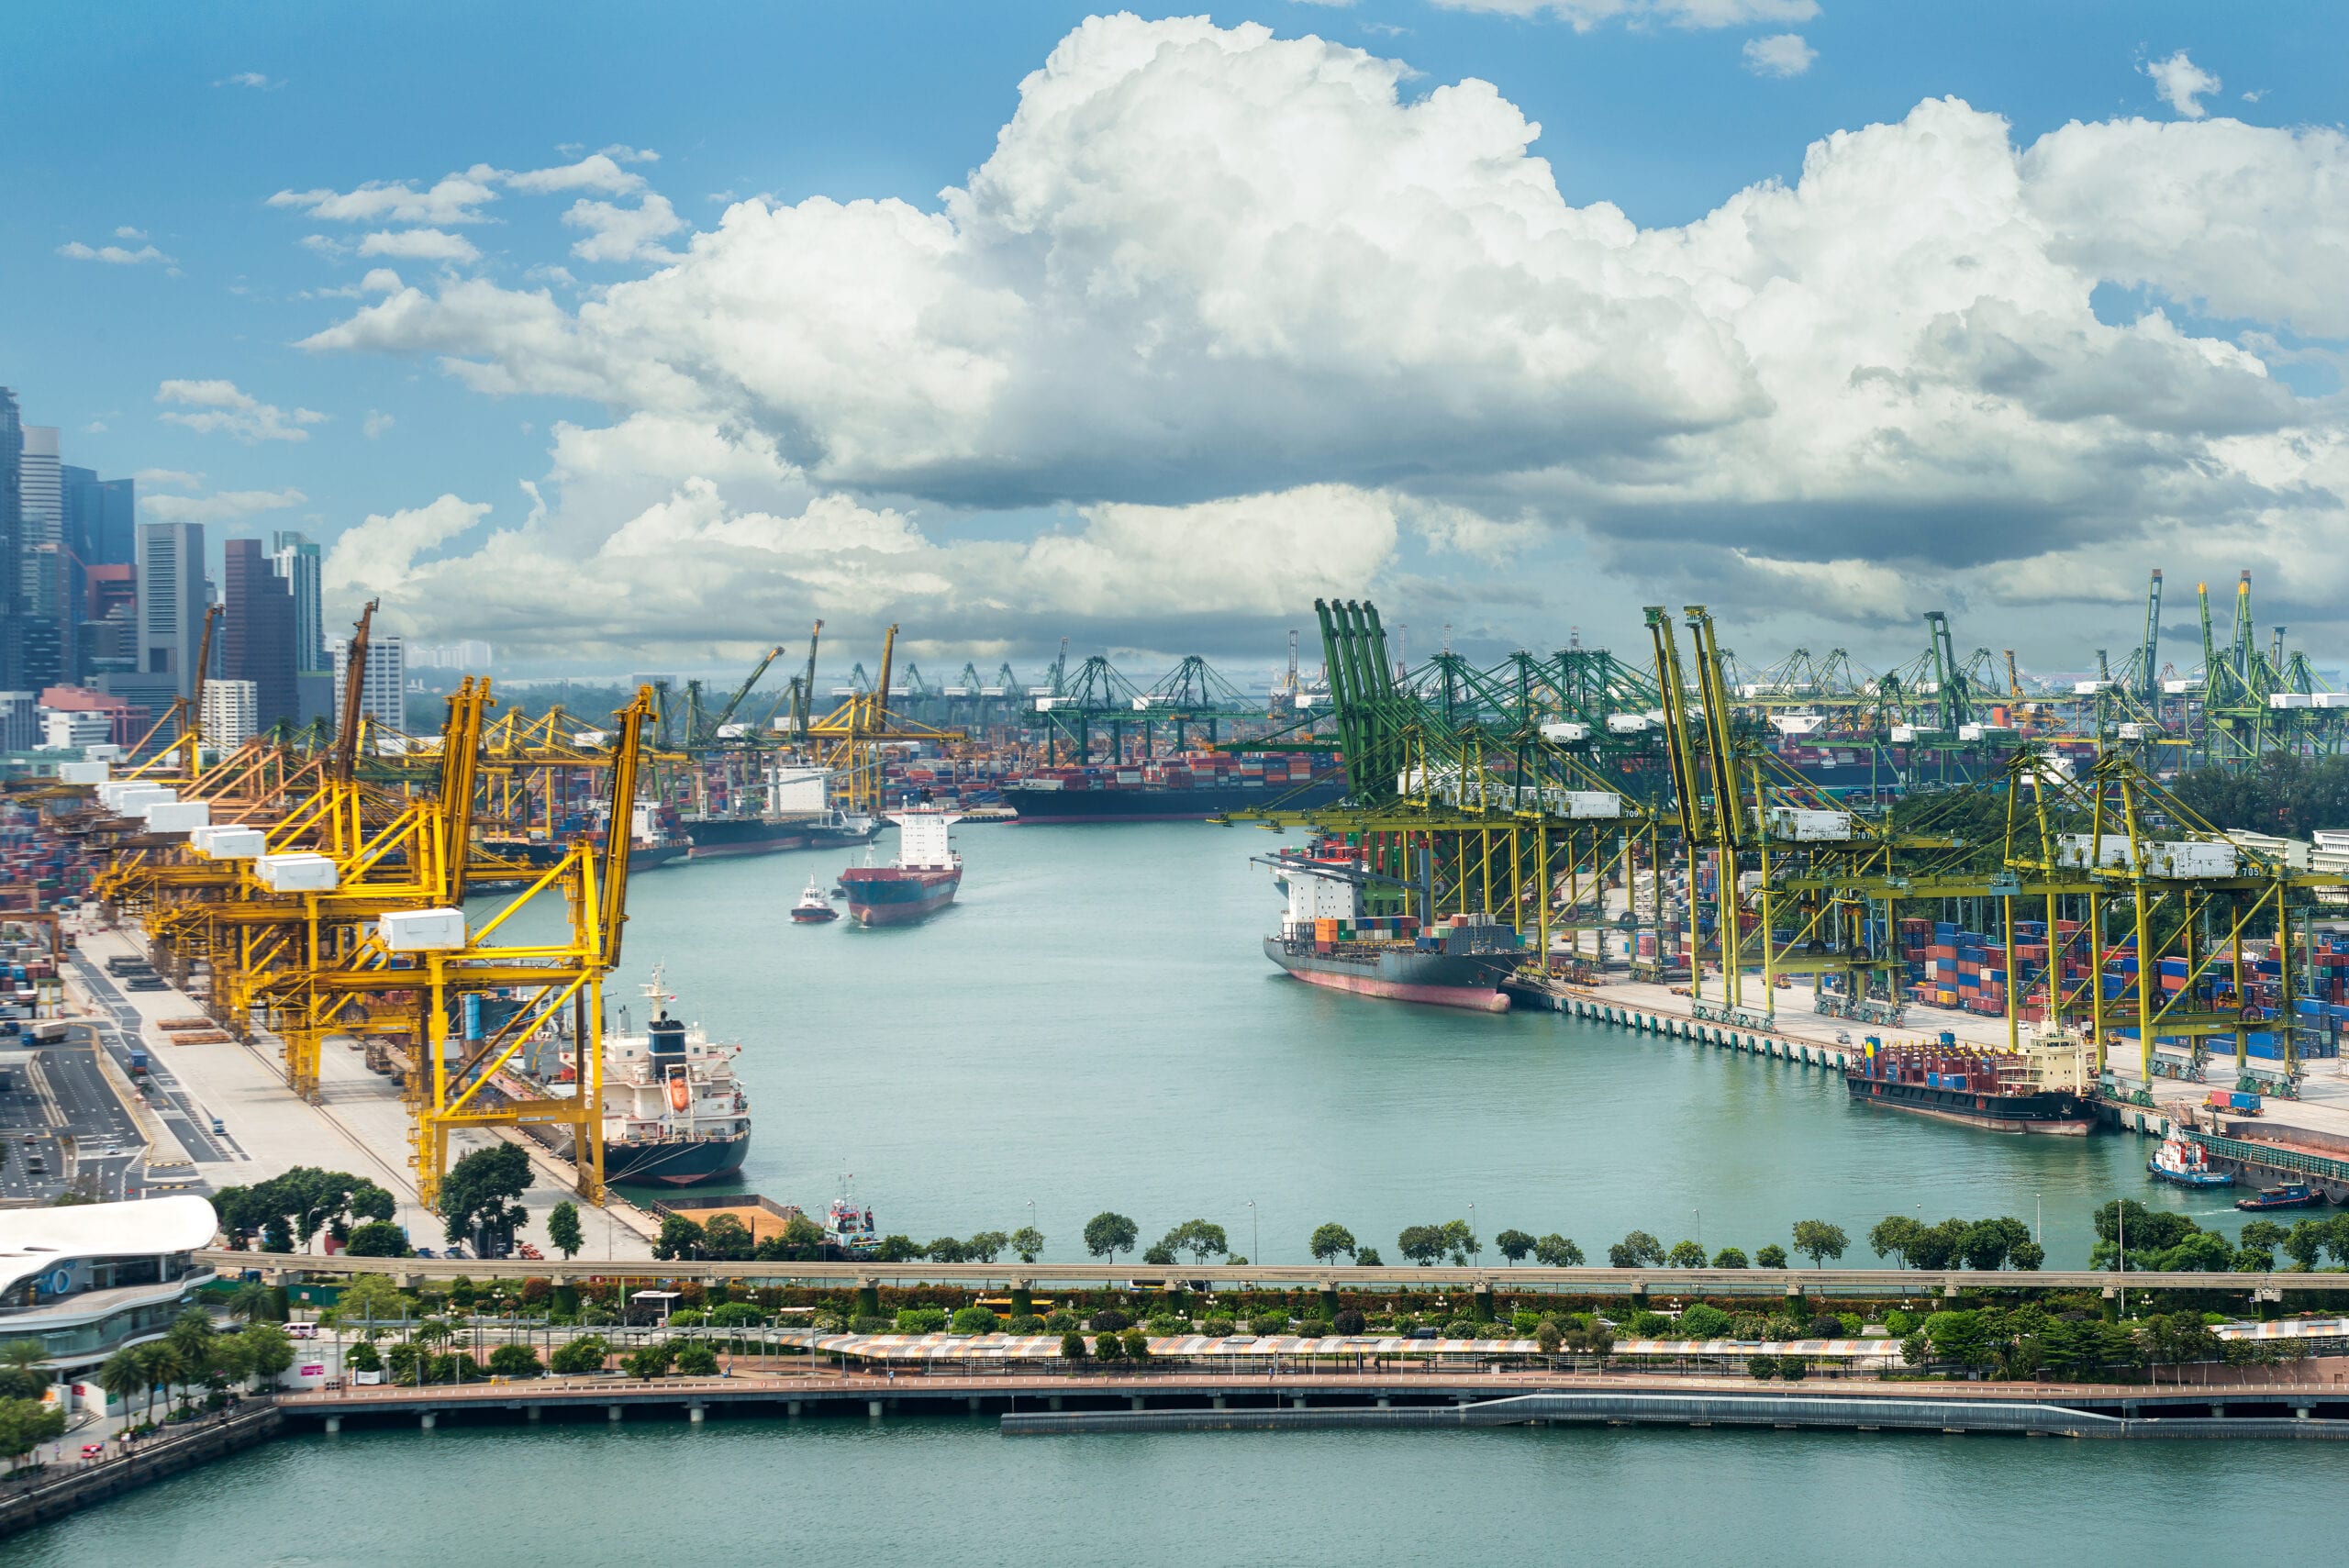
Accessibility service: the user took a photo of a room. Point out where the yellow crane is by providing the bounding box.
[803,624,964,814]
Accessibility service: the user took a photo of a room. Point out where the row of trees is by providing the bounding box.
[1901,1305,2244,1381]
[213,1168,396,1253]
[2093,1202,2349,1273]
[1868,1215,2044,1271]
[91,1310,295,1423]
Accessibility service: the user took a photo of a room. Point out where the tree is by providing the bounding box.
[1666,1239,1707,1268]
[652,1215,706,1261]
[1308,1222,1357,1265]
[1754,1244,1789,1268]
[1494,1229,1536,1265]
[342,1220,411,1258]
[224,1281,272,1323]
[1957,1218,2032,1271]
[1921,1310,1997,1375]
[1163,1219,1230,1263]
[1533,1234,1584,1268]
[1439,1218,1478,1264]
[1608,1231,1665,1269]
[925,1236,967,1263]
[1120,1329,1150,1362]
[674,1342,719,1377]
[951,1306,1001,1335]
[1535,1320,1563,1354]
[874,1234,922,1262]
[486,1343,543,1379]
[2281,1218,2329,1272]
[325,1273,415,1333]
[700,1214,755,1261]
[624,1342,676,1380]
[437,1143,532,1251]
[0,1340,47,1402]
[1868,1215,1923,1267]
[1083,1212,1139,1265]
[1009,1226,1047,1263]
[1141,1242,1177,1266]
[1790,1220,1849,1267]
[1711,1247,1748,1268]
[547,1200,585,1261]
[239,1322,295,1390]
[1060,1331,1089,1362]
[0,1399,65,1472]
[550,1335,609,1376]
[964,1230,1010,1263]
[95,1346,145,1420]
[1676,1304,1733,1339]
[1397,1225,1448,1266]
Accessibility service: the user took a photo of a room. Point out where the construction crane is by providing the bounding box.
[803,625,964,813]
[334,600,380,784]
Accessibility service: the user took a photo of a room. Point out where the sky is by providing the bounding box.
[5,1,2346,682]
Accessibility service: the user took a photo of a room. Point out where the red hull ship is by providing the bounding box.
[841,811,962,926]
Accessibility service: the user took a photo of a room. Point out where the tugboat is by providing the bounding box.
[840,811,962,925]
[789,877,838,924]
[2148,1132,2233,1188]
[584,968,750,1185]
[2235,1181,2319,1211]
[824,1182,880,1255]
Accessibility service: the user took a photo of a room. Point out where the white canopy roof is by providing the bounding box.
[0,1194,217,1298]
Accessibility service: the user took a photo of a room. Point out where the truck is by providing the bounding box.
[128,1046,150,1078]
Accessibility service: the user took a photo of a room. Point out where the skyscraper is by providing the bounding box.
[200,679,258,750]
[223,537,299,730]
[111,519,206,715]
[331,632,406,733]
[0,389,22,690]
[17,425,64,688]
[270,529,325,673]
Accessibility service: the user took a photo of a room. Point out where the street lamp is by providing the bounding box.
[1247,1200,1257,1269]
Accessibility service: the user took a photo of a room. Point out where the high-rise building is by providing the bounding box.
[0,389,22,690]
[91,478,135,566]
[269,529,325,674]
[0,691,34,752]
[223,537,298,730]
[109,519,206,716]
[331,632,406,733]
[200,679,258,750]
[17,426,64,688]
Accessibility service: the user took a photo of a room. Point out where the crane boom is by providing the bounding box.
[711,645,786,736]
[792,621,823,738]
[333,599,378,784]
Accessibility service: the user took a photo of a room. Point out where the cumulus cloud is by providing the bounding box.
[1742,33,1816,77]
[356,228,481,262]
[2143,50,2221,118]
[216,71,282,90]
[58,239,174,265]
[141,486,308,523]
[363,409,395,439]
[325,495,493,596]
[505,153,648,196]
[1431,0,1819,28]
[156,379,329,443]
[272,166,501,225]
[291,16,2349,658]
[560,193,685,261]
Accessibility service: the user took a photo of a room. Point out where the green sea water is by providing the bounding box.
[16,1418,2343,1567]
[584,821,2223,1268]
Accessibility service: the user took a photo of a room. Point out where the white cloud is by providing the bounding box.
[363,409,395,439]
[271,166,501,225]
[141,486,308,523]
[598,145,660,164]
[216,71,282,90]
[505,153,646,195]
[1430,0,1818,29]
[560,193,685,262]
[115,226,148,240]
[2143,50,2221,118]
[357,228,481,262]
[1742,33,1816,77]
[155,379,329,443]
[295,16,2349,655]
[323,495,494,597]
[58,239,174,265]
[133,468,206,488]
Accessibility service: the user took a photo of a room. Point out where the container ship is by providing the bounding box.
[1842,1029,2097,1135]
[579,970,750,1184]
[1006,753,1345,823]
[1261,843,1521,1010]
[841,811,962,925]
[681,763,879,859]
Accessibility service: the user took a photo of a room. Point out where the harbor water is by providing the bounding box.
[552,822,2234,1266]
[16,1419,2343,1566]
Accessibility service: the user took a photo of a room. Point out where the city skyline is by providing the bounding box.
[6,3,2346,675]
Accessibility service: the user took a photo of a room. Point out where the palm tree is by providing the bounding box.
[96,1347,144,1423]
[224,1282,272,1323]
[0,1338,46,1399]
[137,1340,190,1420]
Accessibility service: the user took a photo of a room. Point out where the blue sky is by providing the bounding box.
[5,2,2344,676]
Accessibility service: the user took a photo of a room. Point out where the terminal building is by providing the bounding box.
[0,1194,218,1392]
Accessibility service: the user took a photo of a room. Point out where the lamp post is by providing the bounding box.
[1248,1200,1258,1269]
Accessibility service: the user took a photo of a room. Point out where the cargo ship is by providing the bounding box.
[841,811,961,925]
[1261,844,1520,1010]
[1842,1029,2097,1135]
[584,969,750,1185]
[1006,754,1346,823]
[681,763,879,859]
